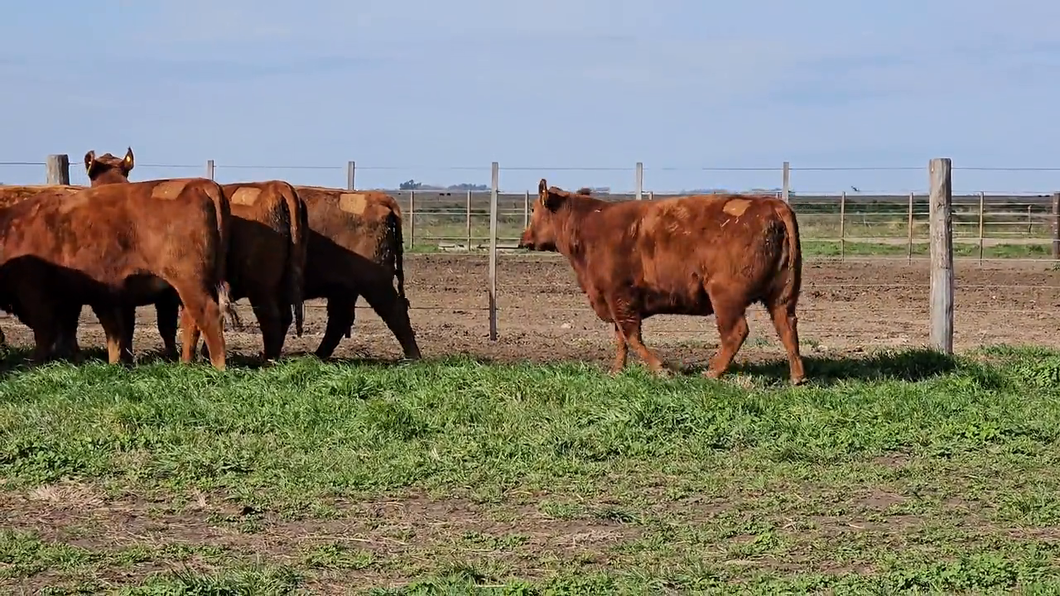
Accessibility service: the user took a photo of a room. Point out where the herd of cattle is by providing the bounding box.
[0,148,807,385]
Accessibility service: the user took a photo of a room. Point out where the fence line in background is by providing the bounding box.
[8,154,1060,355]
[21,154,1060,263]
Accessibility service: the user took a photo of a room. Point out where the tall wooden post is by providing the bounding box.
[928,158,954,355]
[488,162,499,341]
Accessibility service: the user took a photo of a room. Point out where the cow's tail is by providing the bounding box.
[774,201,803,310]
[279,183,307,337]
[387,206,407,305]
[204,181,242,330]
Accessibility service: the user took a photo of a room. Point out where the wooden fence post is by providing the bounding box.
[1051,193,1060,260]
[839,191,846,260]
[466,189,472,252]
[929,158,954,355]
[206,159,215,180]
[635,162,643,201]
[346,161,356,190]
[782,161,790,203]
[907,192,914,263]
[488,162,499,341]
[45,154,69,185]
[408,190,415,249]
[977,191,985,265]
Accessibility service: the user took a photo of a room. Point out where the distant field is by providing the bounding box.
[3,345,1060,593]
[390,190,1059,260]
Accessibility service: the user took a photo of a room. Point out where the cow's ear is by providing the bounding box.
[84,150,96,173]
[538,178,548,198]
[542,189,565,212]
[121,147,134,172]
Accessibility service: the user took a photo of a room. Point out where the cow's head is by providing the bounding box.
[518,178,590,251]
[84,147,134,186]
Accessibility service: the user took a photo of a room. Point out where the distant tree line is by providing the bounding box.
[399,179,489,191]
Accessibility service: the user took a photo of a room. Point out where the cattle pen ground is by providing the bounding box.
[2,254,1060,594]
[3,178,1060,592]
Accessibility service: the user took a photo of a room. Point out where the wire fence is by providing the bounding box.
[1,157,1059,354]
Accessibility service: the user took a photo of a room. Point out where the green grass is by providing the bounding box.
[3,346,1060,593]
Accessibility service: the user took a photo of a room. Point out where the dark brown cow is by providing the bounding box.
[78,149,309,361]
[517,179,806,385]
[0,178,236,369]
[177,182,307,361]
[85,148,134,185]
[294,185,421,360]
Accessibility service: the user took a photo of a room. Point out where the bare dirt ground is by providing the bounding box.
[1,253,1057,368]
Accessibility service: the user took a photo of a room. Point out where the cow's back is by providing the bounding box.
[219,181,303,297]
[0,184,85,209]
[295,186,403,292]
[583,193,798,314]
[0,179,223,285]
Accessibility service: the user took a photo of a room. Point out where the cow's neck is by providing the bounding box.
[553,196,605,264]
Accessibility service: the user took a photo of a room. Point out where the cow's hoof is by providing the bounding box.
[790,375,807,386]
[702,368,722,380]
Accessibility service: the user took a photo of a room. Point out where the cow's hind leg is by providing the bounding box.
[180,308,202,364]
[767,301,805,385]
[315,295,355,360]
[251,296,284,362]
[172,282,226,371]
[155,292,181,361]
[95,307,131,365]
[609,323,628,374]
[53,303,84,362]
[703,299,750,381]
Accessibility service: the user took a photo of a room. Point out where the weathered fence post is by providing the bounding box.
[977,191,985,265]
[907,192,914,263]
[206,159,215,180]
[649,191,655,201]
[1051,193,1060,260]
[488,161,499,341]
[346,161,355,190]
[839,191,846,260]
[45,154,70,185]
[782,161,790,203]
[635,162,643,201]
[466,189,472,252]
[523,190,530,229]
[929,158,954,355]
[408,190,415,249]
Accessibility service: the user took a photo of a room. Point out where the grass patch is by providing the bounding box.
[2,346,1060,592]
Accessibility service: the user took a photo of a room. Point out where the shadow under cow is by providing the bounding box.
[721,348,959,386]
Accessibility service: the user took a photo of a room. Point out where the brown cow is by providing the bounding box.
[85,147,134,185]
[78,149,309,361]
[517,179,806,385]
[176,182,307,361]
[0,184,85,356]
[0,178,236,369]
[294,185,421,360]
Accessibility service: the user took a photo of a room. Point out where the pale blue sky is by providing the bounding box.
[1,0,1059,194]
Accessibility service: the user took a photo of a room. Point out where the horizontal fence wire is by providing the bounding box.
[2,158,1060,352]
